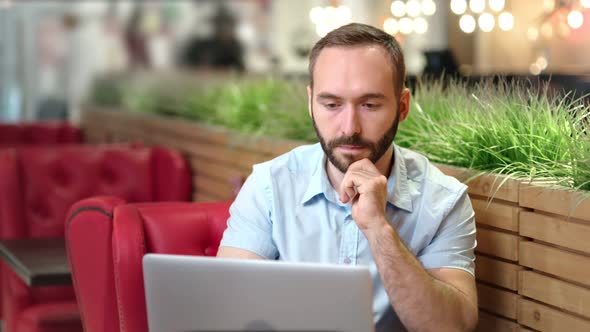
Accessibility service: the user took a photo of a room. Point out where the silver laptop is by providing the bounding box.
[143,254,375,332]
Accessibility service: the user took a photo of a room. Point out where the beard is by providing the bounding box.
[312,104,401,173]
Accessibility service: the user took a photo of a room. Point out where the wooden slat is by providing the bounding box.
[520,271,590,319]
[477,283,519,319]
[83,110,292,171]
[139,111,304,156]
[437,164,520,203]
[102,119,144,136]
[87,110,304,157]
[153,133,268,171]
[190,157,250,183]
[150,131,259,174]
[476,255,523,291]
[476,228,519,261]
[473,198,521,232]
[519,298,590,332]
[476,311,519,332]
[145,131,190,152]
[140,113,233,146]
[519,241,590,287]
[520,184,590,223]
[193,175,235,201]
[520,211,590,254]
[108,123,144,137]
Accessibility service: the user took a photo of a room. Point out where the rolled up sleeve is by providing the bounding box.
[219,166,278,259]
[417,189,477,275]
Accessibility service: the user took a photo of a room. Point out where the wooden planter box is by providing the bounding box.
[517,184,590,331]
[81,108,590,331]
[437,165,524,330]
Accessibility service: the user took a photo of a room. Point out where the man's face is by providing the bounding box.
[308,46,409,173]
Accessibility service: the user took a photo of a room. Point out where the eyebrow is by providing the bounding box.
[315,92,386,101]
[316,93,342,101]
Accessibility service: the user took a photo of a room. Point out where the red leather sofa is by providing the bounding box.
[0,145,191,332]
[0,122,82,146]
[66,198,230,332]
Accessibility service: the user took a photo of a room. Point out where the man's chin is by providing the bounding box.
[332,153,365,170]
[337,152,368,163]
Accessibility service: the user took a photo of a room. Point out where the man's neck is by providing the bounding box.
[326,146,395,191]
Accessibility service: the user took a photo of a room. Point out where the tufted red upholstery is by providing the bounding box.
[0,145,191,332]
[0,122,82,146]
[65,198,230,332]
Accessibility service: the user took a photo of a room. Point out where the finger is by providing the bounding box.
[339,181,357,203]
[347,158,380,174]
[339,171,368,202]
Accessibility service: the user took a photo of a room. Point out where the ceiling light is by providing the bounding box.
[478,12,495,32]
[567,10,584,29]
[451,0,467,15]
[309,7,323,24]
[414,17,429,34]
[421,0,437,16]
[542,0,555,12]
[399,17,414,34]
[498,12,514,31]
[390,0,406,17]
[406,0,422,17]
[536,56,548,70]
[529,63,541,75]
[489,0,505,12]
[383,17,399,35]
[459,14,476,33]
[469,0,486,14]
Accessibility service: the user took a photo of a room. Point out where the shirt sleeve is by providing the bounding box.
[417,188,477,275]
[219,166,278,259]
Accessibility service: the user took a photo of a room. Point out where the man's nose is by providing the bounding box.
[341,105,361,136]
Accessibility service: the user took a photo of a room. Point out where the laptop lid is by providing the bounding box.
[143,254,375,332]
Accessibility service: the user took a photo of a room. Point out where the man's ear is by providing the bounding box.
[399,87,411,122]
[307,85,313,118]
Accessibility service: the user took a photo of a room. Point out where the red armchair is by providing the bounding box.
[0,145,191,332]
[66,198,230,332]
[0,122,82,146]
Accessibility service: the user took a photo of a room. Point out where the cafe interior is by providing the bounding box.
[1,0,590,331]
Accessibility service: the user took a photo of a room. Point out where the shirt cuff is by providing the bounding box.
[219,233,277,259]
[418,253,475,276]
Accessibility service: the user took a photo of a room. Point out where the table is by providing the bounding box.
[0,238,71,286]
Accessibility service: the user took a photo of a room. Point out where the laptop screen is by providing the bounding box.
[143,254,375,332]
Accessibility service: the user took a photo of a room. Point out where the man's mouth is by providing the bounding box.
[337,145,366,151]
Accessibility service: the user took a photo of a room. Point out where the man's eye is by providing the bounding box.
[324,103,339,110]
[363,103,379,109]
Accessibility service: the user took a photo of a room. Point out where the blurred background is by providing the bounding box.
[1,0,589,123]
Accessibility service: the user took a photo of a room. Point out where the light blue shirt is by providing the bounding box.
[220,143,476,332]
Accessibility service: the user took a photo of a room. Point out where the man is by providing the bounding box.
[218,23,478,332]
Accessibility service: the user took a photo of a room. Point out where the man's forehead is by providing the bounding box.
[313,45,394,79]
[315,45,390,65]
[312,45,396,93]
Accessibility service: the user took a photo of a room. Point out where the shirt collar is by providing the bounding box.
[301,143,413,213]
[387,144,413,212]
[301,152,331,205]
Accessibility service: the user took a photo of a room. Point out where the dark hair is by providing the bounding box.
[308,23,406,96]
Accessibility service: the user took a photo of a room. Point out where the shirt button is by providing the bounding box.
[344,257,352,265]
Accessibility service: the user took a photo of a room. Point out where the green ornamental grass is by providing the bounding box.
[396,78,590,191]
[90,76,590,191]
